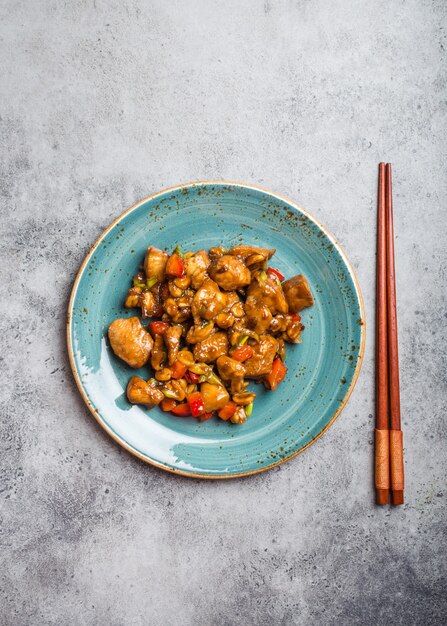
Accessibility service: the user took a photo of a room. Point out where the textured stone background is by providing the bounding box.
[1,1,446,624]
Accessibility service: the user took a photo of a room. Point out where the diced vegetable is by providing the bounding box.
[291,312,301,322]
[146,276,158,289]
[231,345,254,362]
[166,252,186,278]
[133,276,146,288]
[245,402,253,416]
[267,267,285,281]
[264,357,288,391]
[160,398,177,412]
[171,402,191,416]
[258,270,267,284]
[187,391,205,417]
[198,411,214,422]
[206,371,223,385]
[171,360,188,379]
[237,334,249,346]
[217,402,237,421]
[186,370,200,383]
[149,321,170,336]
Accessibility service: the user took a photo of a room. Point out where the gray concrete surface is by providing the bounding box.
[1,1,446,624]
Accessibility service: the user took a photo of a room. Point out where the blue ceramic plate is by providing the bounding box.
[67,182,365,478]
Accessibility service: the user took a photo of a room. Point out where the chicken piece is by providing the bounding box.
[223,291,240,310]
[186,250,210,289]
[124,286,142,309]
[193,332,229,363]
[246,271,288,315]
[282,274,314,311]
[186,320,215,344]
[165,324,183,366]
[192,278,227,321]
[215,311,234,329]
[216,355,246,393]
[244,295,273,334]
[144,246,168,281]
[208,246,227,259]
[140,290,163,319]
[208,255,251,291]
[200,382,230,412]
[228,245,275,261]
[127,376,164,407]
[244,335,278,378]
[108,317,153,368]
[151,334,166,370]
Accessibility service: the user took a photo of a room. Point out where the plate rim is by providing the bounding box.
[67,180,366,479]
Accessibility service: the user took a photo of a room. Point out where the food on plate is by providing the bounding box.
[108,317,153,368]
[107,244,314,424]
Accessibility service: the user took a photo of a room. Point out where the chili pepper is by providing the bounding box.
[267,267,285,281]
[290,313,302,322]
[171,360,188,379]
[231,345,254,362]
[185,370,200,384]
[149,321,170,336]
[264,358,288,391]
[198,411,214,422]
[166,252,186,277]
[187,391,205,417]
[217,402,237,421]
[160,398,176,412]
[171,402,191,416]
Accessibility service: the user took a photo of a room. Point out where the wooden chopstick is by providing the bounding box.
[385,164,404,505]
[374,163,404,506]
[375,163,390,505]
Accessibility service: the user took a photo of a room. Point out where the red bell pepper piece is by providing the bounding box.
[267,267,285,281]
[171,360,188,379]
[264,357,288,391]
[165,253,186,278]
[217,402,237,421]
[187,391,205,417]
[290,313,301,322]
[160,398,177,412]
[198,411,214,422]
[185,370,200,384]
[171,402,191,416]
[149,321,170,336]
[231,345,254,362]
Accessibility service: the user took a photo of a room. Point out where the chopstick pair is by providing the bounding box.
[375,163,404,506]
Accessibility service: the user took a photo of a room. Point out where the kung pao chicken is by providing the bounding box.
[108,244,314,424]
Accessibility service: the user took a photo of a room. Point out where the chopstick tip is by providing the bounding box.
[376,489,390,505]
[392,489,404,505]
